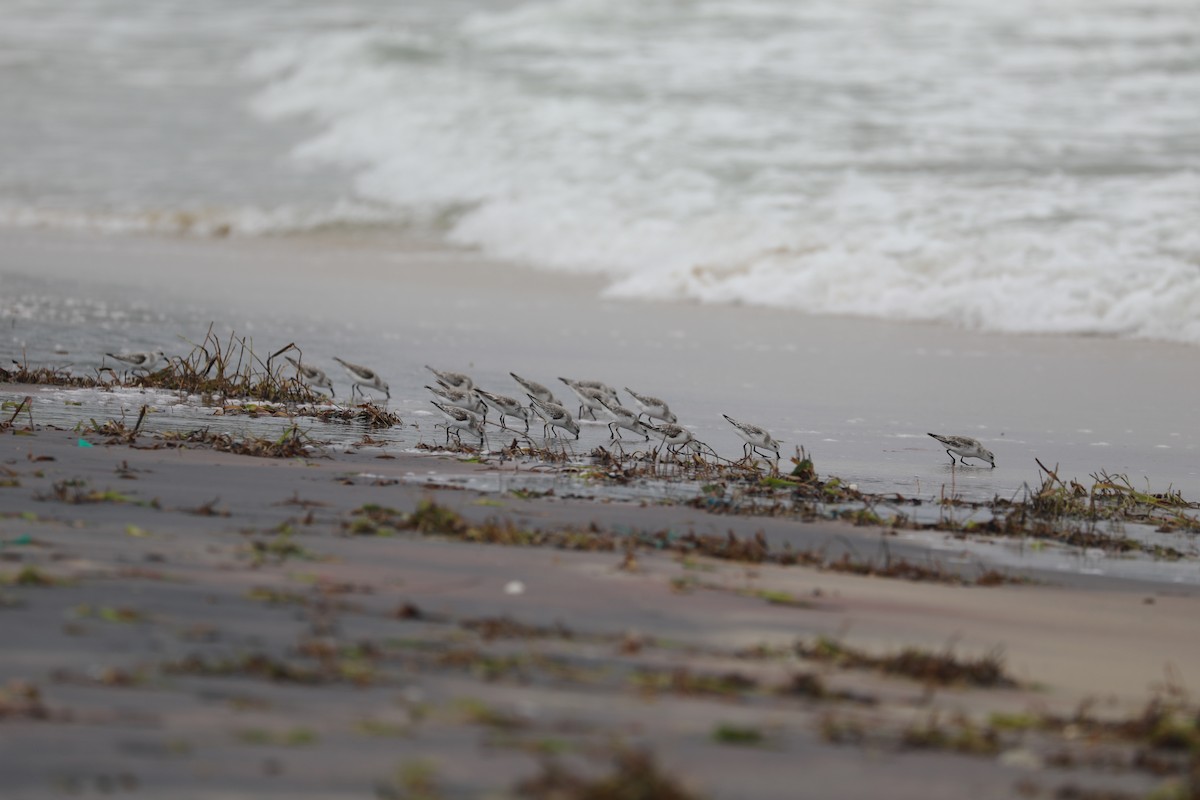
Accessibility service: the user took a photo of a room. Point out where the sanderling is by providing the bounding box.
[106,350,166,371]
[559,377,618,419]
[598,396,651,441]
[425,383,486,417]
[723,414,781,462]
[624,387,677,424]
[333,357,390,401]
[528,396,580,439]
[560,377,617,399]
[426,365,473,392]
[474,388,531,432]
[284,356,334,397]
[650,423,699,455]
[431,401,484,446]
[927,433,995,467]
[510,372,558,406]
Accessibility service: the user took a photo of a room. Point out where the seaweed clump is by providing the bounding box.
[515,748,700,800]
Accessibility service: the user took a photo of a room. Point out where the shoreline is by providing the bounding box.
[3,227,1199,505]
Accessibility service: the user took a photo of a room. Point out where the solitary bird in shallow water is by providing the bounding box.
[723,414,781,463]
[285,356,334,397]
[333,357,390,401]
[927,433,995,467]
[106,350,166,371]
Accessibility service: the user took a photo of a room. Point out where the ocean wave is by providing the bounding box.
[242,0,1200,343]
[8,0,1198,344]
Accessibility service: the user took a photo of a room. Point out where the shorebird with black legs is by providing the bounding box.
[475,388,531,432]
[431,401,484,447]
[723,414,781,464]
[425,383,486,417]
[528,396,580,439]
[106,350,166,372]
[559,378,618,420]
[598,396,651,441]
[510,372,558,406]
[650,423,698,456]
[333,357,390,402]
[426,365,473,392]
[624,387,677,424]
[927,433,995,467]
[285,356,334,397]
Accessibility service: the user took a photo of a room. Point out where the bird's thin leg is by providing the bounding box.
[945,449,954,465]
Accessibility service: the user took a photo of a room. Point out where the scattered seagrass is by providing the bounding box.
[342,500,1023,586]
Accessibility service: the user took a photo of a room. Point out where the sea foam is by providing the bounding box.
[244,0,1200,343]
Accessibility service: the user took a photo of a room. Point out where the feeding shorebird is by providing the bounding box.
[528,396,580,439]
[650,423,699,456]
[723,414,781,463]
[559,377,618,419]
[624,387,677,424]
[426,365,473,392]
[106,350,166,371]
[431,401,484,446]
[598,396,651,441]
[285,356,334,397]
[425,383,486,417]
[560,377,617,398]
[333,357,390,401]
[927,433,995,467]
[510,372,558,406]
[474,388,531,432]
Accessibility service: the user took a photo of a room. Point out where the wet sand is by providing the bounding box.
[1,426,1198,799]
[4,227,1200,507]
[3,228,1200,797]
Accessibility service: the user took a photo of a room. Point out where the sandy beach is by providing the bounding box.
[5,0,1200,794]
[3,229,1200,798]
[2,419,1199,799]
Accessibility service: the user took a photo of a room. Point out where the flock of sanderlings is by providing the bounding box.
[102,350,997,468]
